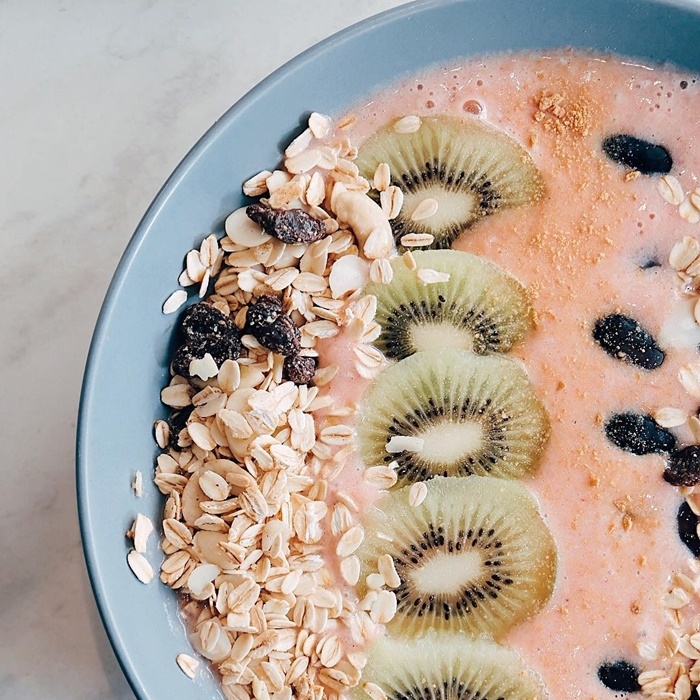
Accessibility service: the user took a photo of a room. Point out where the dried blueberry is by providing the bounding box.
[247,203,326,244]
[678,501,700,557]
[245,295,283,330]
[592,314,665,370]
[172,334,242,378]
[597,660,641,693]
[604,413,676,455]
[602,134,673,175]
[283,354,317,385]
[664,445,700,486]
[180,302,238,343]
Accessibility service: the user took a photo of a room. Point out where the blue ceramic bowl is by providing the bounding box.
[77,0,700,697]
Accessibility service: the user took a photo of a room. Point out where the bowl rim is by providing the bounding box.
[76,0,700,697]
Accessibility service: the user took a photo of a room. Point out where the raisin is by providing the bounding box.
[246,203,326,244]
[604,413,676,455]
[597,660,641,693]
[283,354,317,385]
[602,134,673,175]
[172,334,242,378]
[255,315,301,356]
[180,302,238,344]
[592,314,664,370]
[246,295,283,330]
[664,445,700,487]
[245,296,301,356]
[678,501,700,557]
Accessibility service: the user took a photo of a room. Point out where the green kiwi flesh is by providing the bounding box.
[357,348,549,487]
[355,115,544,249]
[355,634,548,700]
[357,476,557,638]
[367,250,533,360]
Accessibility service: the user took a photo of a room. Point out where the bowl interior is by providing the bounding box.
[77,0,700,697]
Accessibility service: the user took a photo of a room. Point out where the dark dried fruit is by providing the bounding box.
[180,302,238,344]
[172,334,242,378]
[664,445,700,486]
[247,203,326,244]
[283,354,317,385]
[592,314,664,370]
[604,413,676,455]
[255,315,301,356]
[597,660,640,693]
[678,501,700,557]
[245,295,283,330]
[245,296,301,356]
[602,134,673,175]
[171,302,242,381]
[168,406,193,447]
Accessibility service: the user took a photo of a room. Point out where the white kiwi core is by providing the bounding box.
[409,321,475,353]
[402,186,479,235]
[418,420,484,464]
[409,549,483,595]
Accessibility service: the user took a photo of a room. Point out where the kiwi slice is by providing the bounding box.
[357,476,557,638]
[355,115,544,249]
[357,348,549,486]
[355,634,547,700]
[367,249,533,360]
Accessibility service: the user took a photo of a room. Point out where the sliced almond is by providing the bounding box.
[224,206,272,248]
[127,550,154,584]
[163,290,188,315]
[329,255,369,297]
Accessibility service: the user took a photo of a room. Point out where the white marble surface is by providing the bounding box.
[0,2,409,698]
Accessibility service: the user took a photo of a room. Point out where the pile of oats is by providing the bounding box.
[637,557,700,699]
[125,112,441,699]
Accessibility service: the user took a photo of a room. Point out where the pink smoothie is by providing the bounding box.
[317,51,700,698]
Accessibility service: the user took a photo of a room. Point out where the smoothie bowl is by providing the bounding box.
[77,1,700,699]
